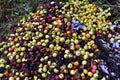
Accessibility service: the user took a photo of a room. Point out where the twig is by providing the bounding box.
[105,0,111,5]
[98,4,120,8]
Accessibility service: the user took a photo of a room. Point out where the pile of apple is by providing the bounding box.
[0,0,120,80]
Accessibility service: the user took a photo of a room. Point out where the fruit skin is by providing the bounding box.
[60,37,65,42]
[88,72,93,77]
[0,73,4,78]
[54,75,59,80]
[82,60,87,66]
[67,63,73,69]
[8,48,13,52]
[59,74,64,79]
[0,0,118,80]
[70,70,76,75]
[92,65,97,70]
[91,69,96,74]
[74,61,79,66]
[54,68,59,73]
[75,50,81,56]
[9,77,14,80]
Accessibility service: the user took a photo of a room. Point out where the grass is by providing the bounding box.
[0,0,51,41]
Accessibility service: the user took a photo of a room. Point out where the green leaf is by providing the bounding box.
[98,0,105,4]
[114,19,120,24]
